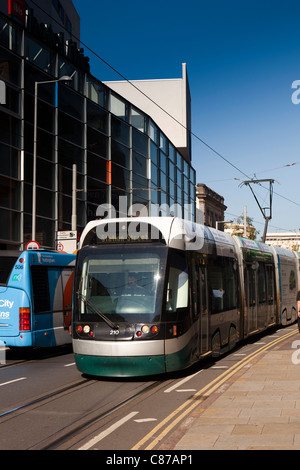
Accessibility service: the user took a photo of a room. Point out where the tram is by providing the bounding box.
[72,217,299,377]
[0,250,75,348]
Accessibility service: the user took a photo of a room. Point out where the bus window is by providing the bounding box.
[31,266,51,313]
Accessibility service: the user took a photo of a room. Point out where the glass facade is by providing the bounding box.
[0,11,196,249]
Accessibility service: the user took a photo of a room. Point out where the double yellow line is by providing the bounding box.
[132,327,298,450]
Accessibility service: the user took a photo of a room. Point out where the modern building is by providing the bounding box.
[104,62,192,163]
[0,0,196,250]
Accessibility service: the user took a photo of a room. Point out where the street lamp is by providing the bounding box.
[32,75,72,241]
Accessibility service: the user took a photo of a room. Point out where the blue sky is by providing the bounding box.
[73,0,300,234]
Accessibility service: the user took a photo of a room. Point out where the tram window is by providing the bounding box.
[191,257,199,318]
[78,249,165,322]
[266,265,274,304]
[208,258,237,314]
[164,251,189,318]
[201,269,207,313]
[258,264,266,304]
[191,257,208,319]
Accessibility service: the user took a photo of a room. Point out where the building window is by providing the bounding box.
[0,175,20,210]
[58,84,84,120]
[110,93,129,121]
[111,116,129,146]
[59,112,83,146]
[0,17,22,54]
[24,36,54,75]
[0,143,20,179]
[111,140,129,168]
[132,152,147,178]
[87,100,108,134]
[132,128,148,157]
[0,45,21,87]
[131,107,146,133]
[149,121,158,143]
[0,111,20,148]
[159,133,168,154]
[86,78,108,108]
[87,127,107,158]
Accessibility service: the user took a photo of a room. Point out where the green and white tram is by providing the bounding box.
[72,217,298,377]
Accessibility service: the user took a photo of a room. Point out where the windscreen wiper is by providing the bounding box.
[76,291,119,330]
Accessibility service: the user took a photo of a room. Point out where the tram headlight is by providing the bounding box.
[136,325,159,337]
[83,325,91,334]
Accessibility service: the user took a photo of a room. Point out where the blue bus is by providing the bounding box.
[0,250,75,348]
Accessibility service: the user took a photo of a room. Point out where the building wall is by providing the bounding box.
[196,183,227,229]
[104,63,192,163]
[265,232,300,251]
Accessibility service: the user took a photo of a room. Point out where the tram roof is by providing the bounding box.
[78,217,237,256]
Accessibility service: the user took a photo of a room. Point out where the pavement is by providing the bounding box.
[167,327,300,450]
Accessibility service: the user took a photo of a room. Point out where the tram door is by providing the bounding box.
[191,257,209,355]
[199,267,209,353]
[245,265,257,334]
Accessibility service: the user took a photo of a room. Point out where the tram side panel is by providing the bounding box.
[294,252,300,294]
[199,228,241,356]
[232,237,277,339]
[271,246,298,325]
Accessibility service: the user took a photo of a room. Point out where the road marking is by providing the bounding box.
[176,389,196,392]
[134,418,157,423]
[0,377,26,387]
[164,370,203,393]
[78,412,139,450]
[132,328,298,450]
[64,362,75,367]
[212,365,228,369]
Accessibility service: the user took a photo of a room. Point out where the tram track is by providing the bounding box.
[0,378,91,419]
[0,370,166,450]
[0,327,297,450]
[38,380,165,450]
[31,327,299,450]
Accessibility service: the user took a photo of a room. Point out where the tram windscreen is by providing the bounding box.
[75,246,167,323]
